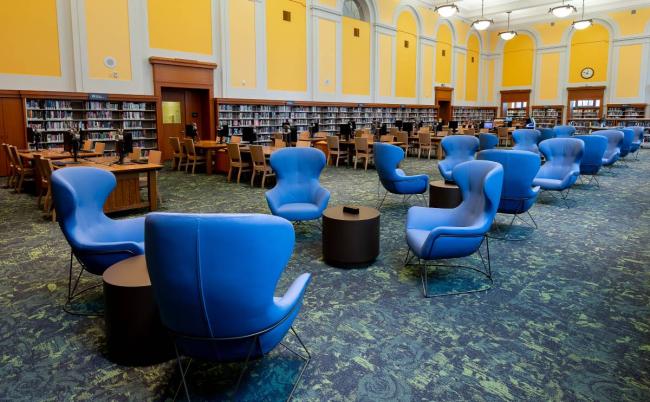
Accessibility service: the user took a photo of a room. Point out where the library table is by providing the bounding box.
[194,140,227,175]
[52,157,163,213]
[338,140,405,165]
[18,149,103,161]
[239,145,280,156]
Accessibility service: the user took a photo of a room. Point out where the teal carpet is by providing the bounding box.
[1,151,649,401]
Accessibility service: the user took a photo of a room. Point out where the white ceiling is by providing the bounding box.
[425,0,650,26]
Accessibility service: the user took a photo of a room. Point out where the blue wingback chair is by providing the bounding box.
[512,129,541,154]
[266,147,330,222]
[405,160,503,297]
[574,135,607,187]
[619,128,635,158]
[438,135,479,182]
[145,212,311,399]
[629,126,643,158]
[599,129,624,167]
[477,150,540,236]
[51,167,144,307]
[553,125,576,138]
[533,138,584,207]
[479,133,498,151]
[538,128,555,143]
[374,143,429,208]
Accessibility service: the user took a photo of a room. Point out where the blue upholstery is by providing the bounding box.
[266,147,330,221]
[574,135,607,175]
[533,138,584,191]
[51,167,144,276]
[538,128,555,143]
[512,129,541,154]
[479,133,498,151]
[406,160,503,261]
[629,126,643,154]
[477,149,540,215]
[620,128,635,158]
[375,143,428,194]
[145,212,311,361]
[438,135,479,181]
[599,130,624,166]
[553,125,576,138]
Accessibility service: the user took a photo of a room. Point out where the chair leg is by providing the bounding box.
[16,172,25,193]
[261,172,266,188]
[250,170,256,187]
[191,160,196,175]
[237,168,242,183]
[335,155,340,167]
[227,167,233,182]
[327,154,331,166]
[365,157,369,171]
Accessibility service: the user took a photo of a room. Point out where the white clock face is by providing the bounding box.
[581,67,594,79]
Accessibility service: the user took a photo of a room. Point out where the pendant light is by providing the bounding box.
[572,0,592,30]
[549,1,577,18]
[435,1,459,18]
[472,0,493,31]
[499,11,517,41]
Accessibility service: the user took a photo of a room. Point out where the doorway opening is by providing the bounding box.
[159,88,211,161]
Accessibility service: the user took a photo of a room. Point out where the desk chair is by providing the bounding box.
[169,137,185,170]
[395,131,410,156]
[354,137,372,170]
[94,141,106,155]
[227,143,251,183]
[417,131,433,159]
[250,145,275,187]
[298,131,310,141]
[230,136,242,144]
[326,136,348,167]
[296,140,311,148]
[82,140,93,151]
[34,155,56,221]
[184,139,206,174]
[2,144,16,189]
[274,138,286,148]
[9,145,34,193]
[497,127,510,147]
[128,147,142,161]
[380,134,395,143]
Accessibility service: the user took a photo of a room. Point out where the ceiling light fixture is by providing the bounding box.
[572,0,592,30]
[435,1,458,18]
[549,1,577,18]
[472,0,493,31]
[499,11,517,41]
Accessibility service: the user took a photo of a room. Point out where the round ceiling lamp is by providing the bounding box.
[572,0,592,30]
[549,1,577,18]
[472,0,493,31]
[435,2,458,18]
[498,11,517,41]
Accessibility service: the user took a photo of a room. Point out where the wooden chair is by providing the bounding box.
[94,142,106,154]
[296,140,311,147]
[326,135,348,167]
[314,132,328,139]
[9,145,34,193]
[128,147,142,161]
[389,127,399,135]
[230,135,242,144]
[226,143,250,183]
[274,138,286,148]
[395,131,410,156]
[354,137,372,170]
[380,134,395,142]
[298,131,310,140]
[463,127,476,135]
[354,129,364,138]
[497,127,510,147]
[169,137,185,170]
[183,138,206,174]
[82,140,93,151]
[139,150,163,204]
[479,128,489,134]
[418,131,433,159]
[2,143,16,189]
[35,155,55,221]
[250,145,275,188]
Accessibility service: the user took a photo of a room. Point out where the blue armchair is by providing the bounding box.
[553,125,576,138]
[438,135,479,182]
[533,138,584,207]
[574,135,608,187]
[538,128,555,143]
[477,149,541,239]
[266,147,330,222]
[374,143,429,209]
[479,133,498,151]
[405,160,503,297]
[51,167,144,311]
[145,212,311,400]
[512,129,541,154]
[630,126,643,159]
[620,128,635,159]
[599,129,624,167]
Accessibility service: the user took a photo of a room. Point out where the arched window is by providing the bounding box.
[343,0,366,22]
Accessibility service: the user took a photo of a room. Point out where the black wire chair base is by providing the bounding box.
[540,188,576,209]
[404,236,493,298]
[172,326,310,402]
[578,174,600,189]
[376,183,427,210]
[488,211,537,242]
[63,250,104,317]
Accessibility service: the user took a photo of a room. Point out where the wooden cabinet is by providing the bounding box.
[0,91,26,176]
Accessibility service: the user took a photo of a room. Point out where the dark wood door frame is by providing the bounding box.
[500,89,531,117]
[435,86,454,122]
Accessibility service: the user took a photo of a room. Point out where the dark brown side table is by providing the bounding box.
[429,180,462,208]
[103,255,173,366]
[322,206,380,268]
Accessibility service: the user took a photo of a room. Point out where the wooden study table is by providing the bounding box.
[239,145,280,156]
[194,140,227,175]
[52,157,163,213]
[19,149,103,161]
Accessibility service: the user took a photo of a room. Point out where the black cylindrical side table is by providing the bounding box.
[103,255,173,366]
[429,180,462,208]
[322,206,380,268]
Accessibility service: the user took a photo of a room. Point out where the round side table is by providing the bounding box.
[429,180,462,208]
[103,255,173,366]
[322,206,380,268]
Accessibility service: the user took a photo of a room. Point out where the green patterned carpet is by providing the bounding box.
[1,151,650,401]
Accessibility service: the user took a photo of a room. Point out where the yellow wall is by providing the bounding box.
[266,0,307,92]
[533,20,572,46]
[378,34,393,97]
[342,17,370,95]
[377,0,400,25]
[615,45,643,98]
[421,44,433,99]
[395,12,417,98]
[569,24,609,83]
[435,24,453,85]
[610,7,650,36]
[539,53,560,100]
[0,0,61,76]
[147,0,212,55]
[465,34,479,101]
[418,6,439,37]
[319,19,337,94]
[502,34,534,87]
[453,20,470,46]
[229,0,256,89]
[486,59,495,102]
[86,0,131,81]
[318,0,337,7]
[455,52,466,101]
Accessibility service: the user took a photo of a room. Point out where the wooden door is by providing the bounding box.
[160,88,186,161]
[0,96,26,176]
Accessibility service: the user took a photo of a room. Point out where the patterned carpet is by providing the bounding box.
[1,150,649,401]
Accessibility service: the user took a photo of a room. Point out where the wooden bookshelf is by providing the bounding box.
[531,105,564,127]
[451,106,498,124]
[566,86,605,134]
[606,104,646,120]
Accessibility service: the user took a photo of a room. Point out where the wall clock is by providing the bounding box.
[581,67,594,79]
